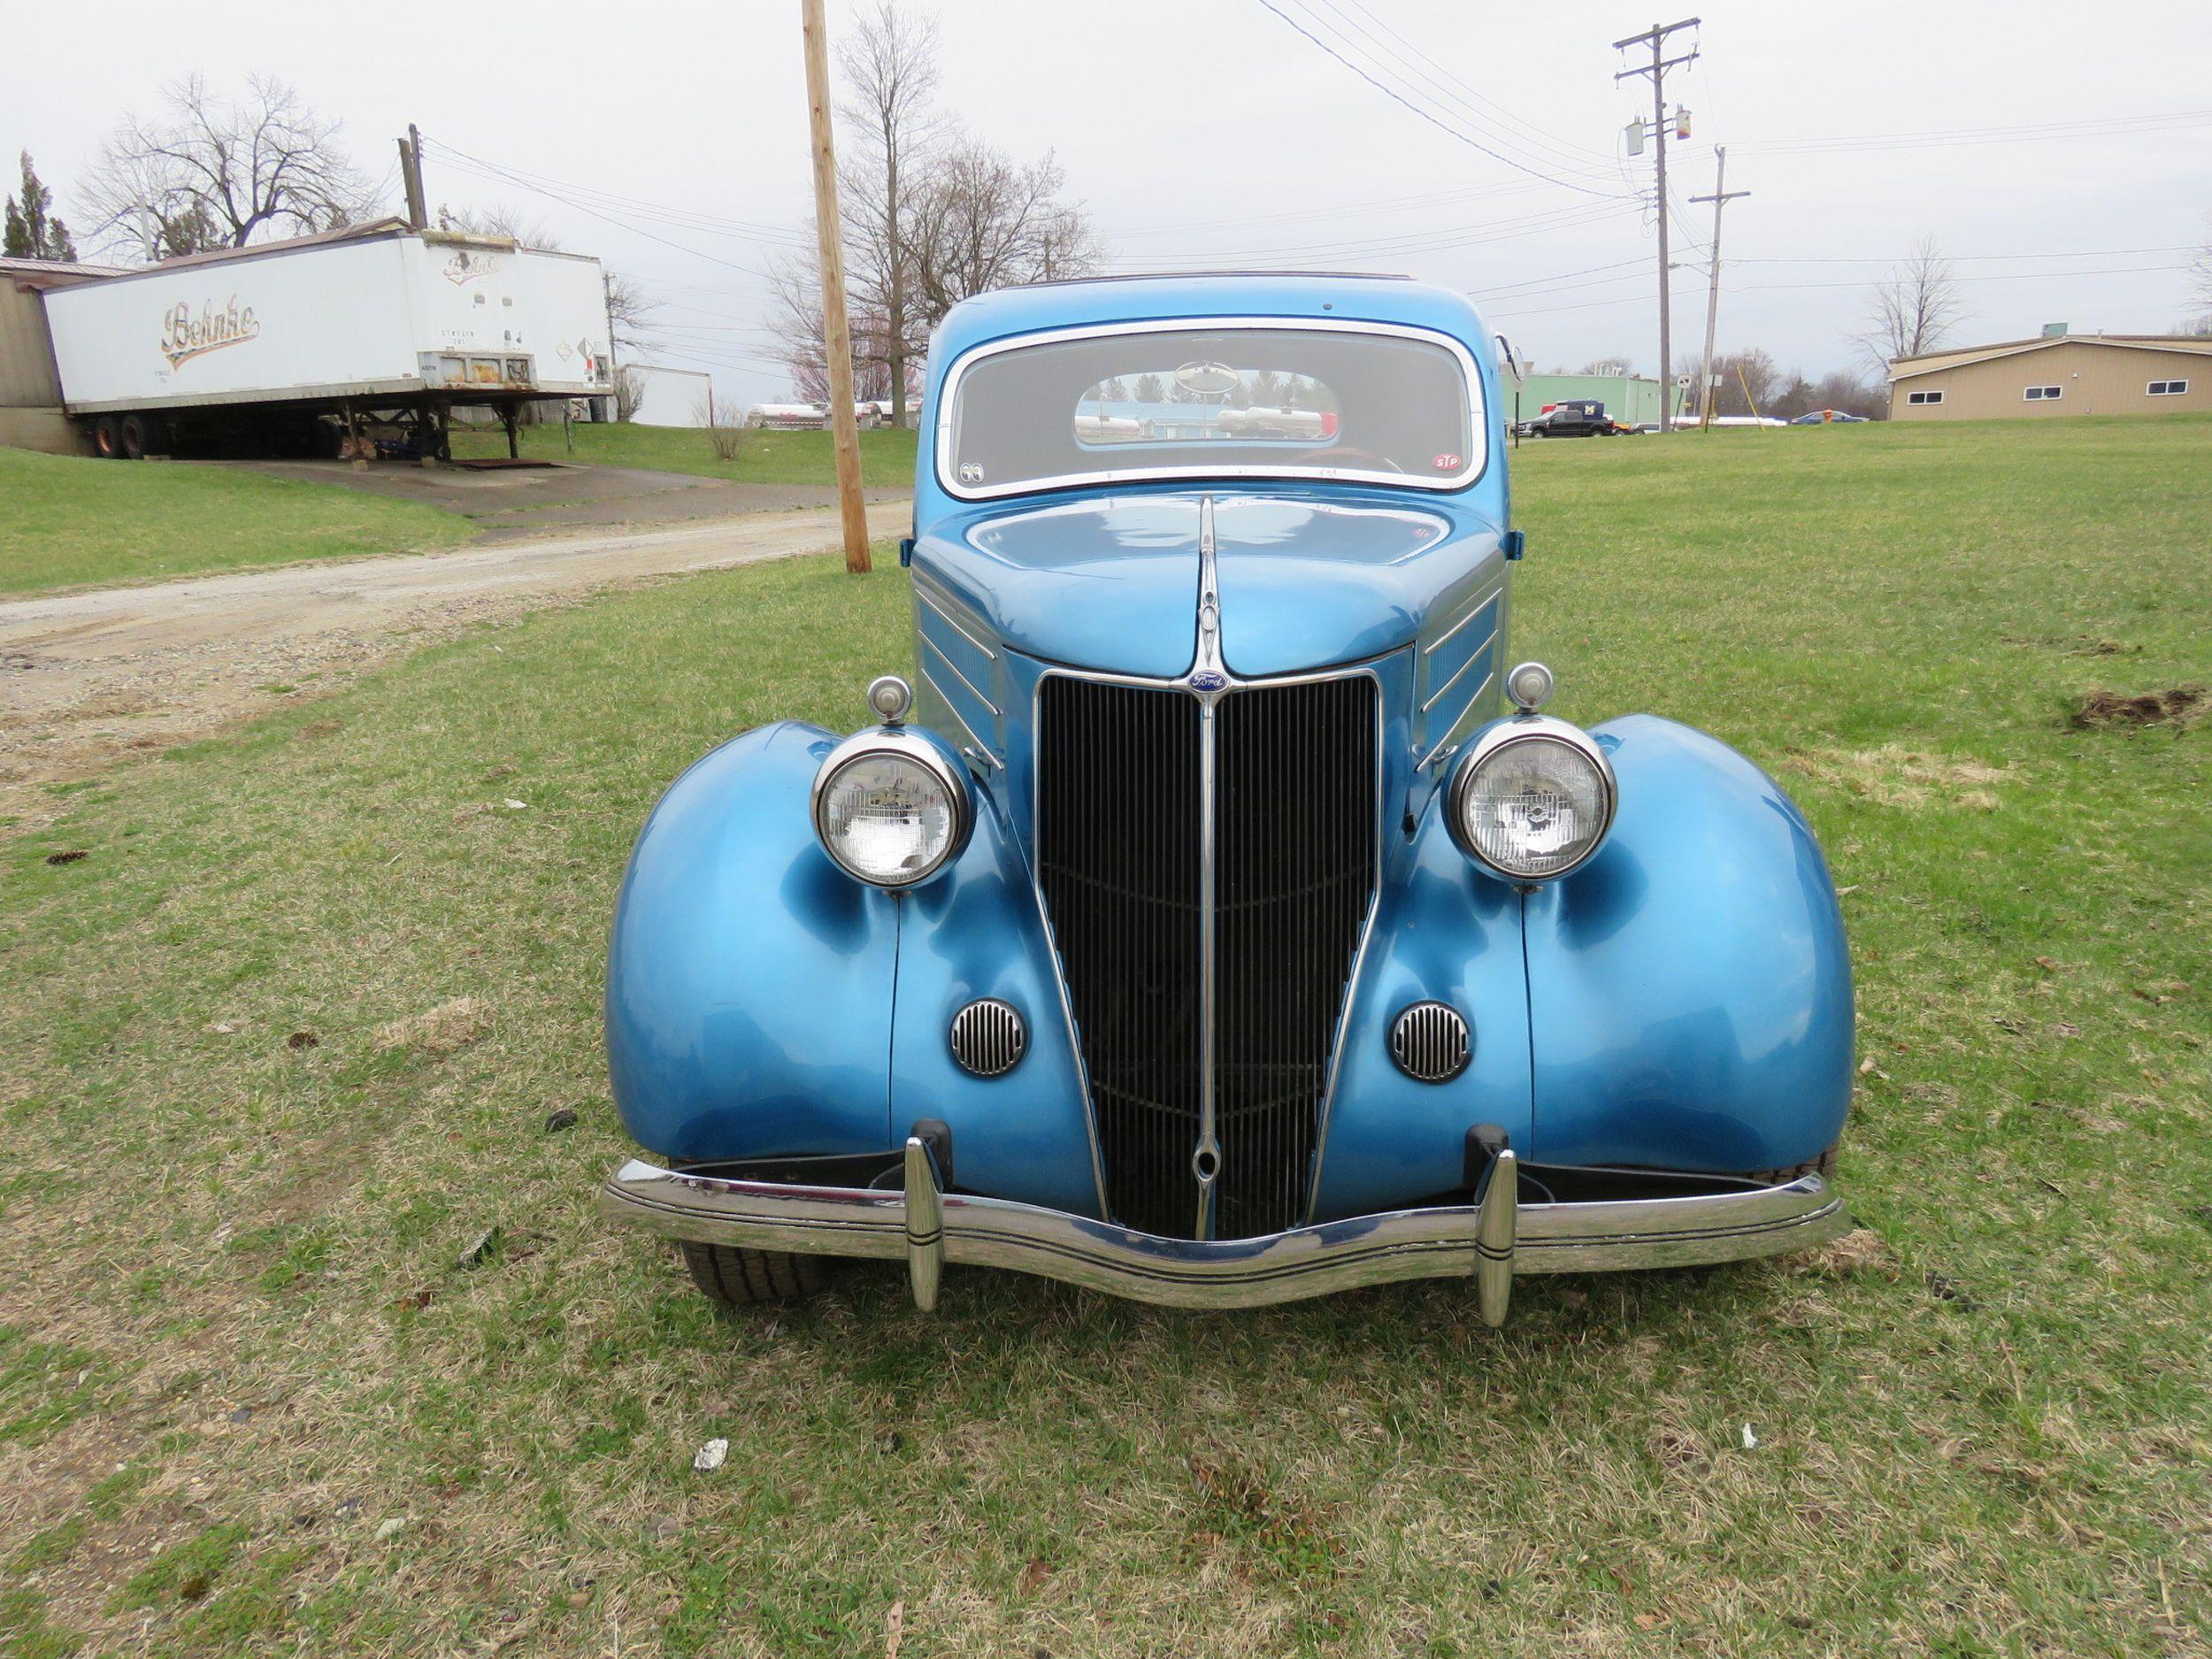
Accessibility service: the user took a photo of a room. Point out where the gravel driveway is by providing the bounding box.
[0,499,910,827]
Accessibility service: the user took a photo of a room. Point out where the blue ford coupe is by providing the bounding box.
[599,273,1853,1320]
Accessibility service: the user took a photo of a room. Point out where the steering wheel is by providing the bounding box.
[1289,445,1404,473]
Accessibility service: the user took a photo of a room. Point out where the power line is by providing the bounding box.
[1489,257,2193,322]
[1104,200,1641,266]
[1105,177,1560,239]
[426,144,786,283]
[1254,0,1637,199]
[1731,243,2200,266]
[1735,106,2212,156]
[426,140,811,246]
[1735,261,2191,294]
[1294,0,1624,179]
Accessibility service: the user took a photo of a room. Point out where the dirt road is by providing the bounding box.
[0,500,909,827]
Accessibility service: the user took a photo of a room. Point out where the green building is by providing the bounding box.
[1500,373,1686,428]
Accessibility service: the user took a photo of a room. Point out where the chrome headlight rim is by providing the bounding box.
[810,727,973,889]
[1446,714,1618,883]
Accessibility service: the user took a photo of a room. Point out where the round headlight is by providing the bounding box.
[810,732,970,887]
[1448,718,1617,881]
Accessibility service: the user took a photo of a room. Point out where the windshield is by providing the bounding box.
[941,321,1482,499]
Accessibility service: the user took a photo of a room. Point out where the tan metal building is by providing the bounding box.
[1889,333,2212,421]
[1,255,129,454]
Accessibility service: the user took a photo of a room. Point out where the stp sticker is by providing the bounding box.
[1432,452,1463,472]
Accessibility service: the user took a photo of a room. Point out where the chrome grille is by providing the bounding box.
[949,999,1027,1078]
[1390,1002,1471,1083]
[1036,674,1378,1239]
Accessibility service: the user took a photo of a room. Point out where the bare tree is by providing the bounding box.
[765,6,1102,402]
[1709,348,1783,417]
[2188,213,2212,329]
[1858,238,1966,374]
[1811,369,1884,419]
[769,252,896,405]
[602,271,661,358]
[838,0,943,428]
[610,365,649,422]
[907,140,1102,321]
[436,201,560,248]
[1578,355,1634,377]
[78,75,379,258]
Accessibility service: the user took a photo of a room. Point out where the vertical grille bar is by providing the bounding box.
[1037,673,1377,1240]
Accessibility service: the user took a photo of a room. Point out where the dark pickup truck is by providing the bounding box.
[1513,399,1621,439]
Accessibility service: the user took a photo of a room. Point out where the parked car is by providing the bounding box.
[1790,409,1870,425]
[1513,398,1619,438]
[600,274,1854,1319]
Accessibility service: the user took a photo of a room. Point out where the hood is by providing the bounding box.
[914,492,1504,679]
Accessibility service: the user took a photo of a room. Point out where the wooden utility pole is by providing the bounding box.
[1689,146,1749,430]
[1614,19,1699,434]
[801,0,872,573]
[399,125,428,230]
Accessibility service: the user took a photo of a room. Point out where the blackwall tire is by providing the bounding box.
[679,1242,833,1307]
[119,414,149,460]
[93,416,122,458]
[1734,1144,1839,1186]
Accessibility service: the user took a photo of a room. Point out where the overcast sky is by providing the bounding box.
[8,0,2209,409]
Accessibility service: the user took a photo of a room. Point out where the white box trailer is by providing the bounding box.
[623,363,715,427]
[40,219,611,459]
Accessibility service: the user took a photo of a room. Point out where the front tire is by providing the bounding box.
[1737,1144,1839,1186]
[679,1241,833,1306]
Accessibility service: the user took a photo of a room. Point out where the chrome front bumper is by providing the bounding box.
[600,1140,1848,1320]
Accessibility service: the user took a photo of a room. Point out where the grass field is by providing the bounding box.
[0,425,915,601]
[2,415,2207,1656]
[0,447,475,601]
[446,419,919,486]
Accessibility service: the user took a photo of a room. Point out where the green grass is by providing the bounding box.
[0,446,474,600]
[447,419,918,487]
[0,414,2207,1655]
[0,423,913,601]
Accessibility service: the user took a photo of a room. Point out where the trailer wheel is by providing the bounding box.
[93,416,123,458]
[119,413,152,460]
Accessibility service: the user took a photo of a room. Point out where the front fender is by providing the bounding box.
[608,721,1102,1216]
[1523,714,1853,1171]
[1308,786,1533,1224]
[887,779,1103,1218]
[606,722,897,1162]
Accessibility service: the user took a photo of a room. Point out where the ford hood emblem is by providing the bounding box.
[1189,670,1230,692]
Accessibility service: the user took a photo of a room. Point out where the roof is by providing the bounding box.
[127,217,415,273]
[929,272,1490,370]
[1891,333,2212,380]
[0,255,133,289]
[1009,269,1414,288]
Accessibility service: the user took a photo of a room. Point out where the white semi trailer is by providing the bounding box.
[40,219,612,461]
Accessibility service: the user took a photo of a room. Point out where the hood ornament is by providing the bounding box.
[1181,496,1237,707]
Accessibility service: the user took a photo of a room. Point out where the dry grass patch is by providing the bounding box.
[1777,743,2008,810]
[373,995,495,1056]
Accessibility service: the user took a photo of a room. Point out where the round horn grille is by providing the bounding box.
[1391,1002,1471,1084]
[949,999,1026,1079]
